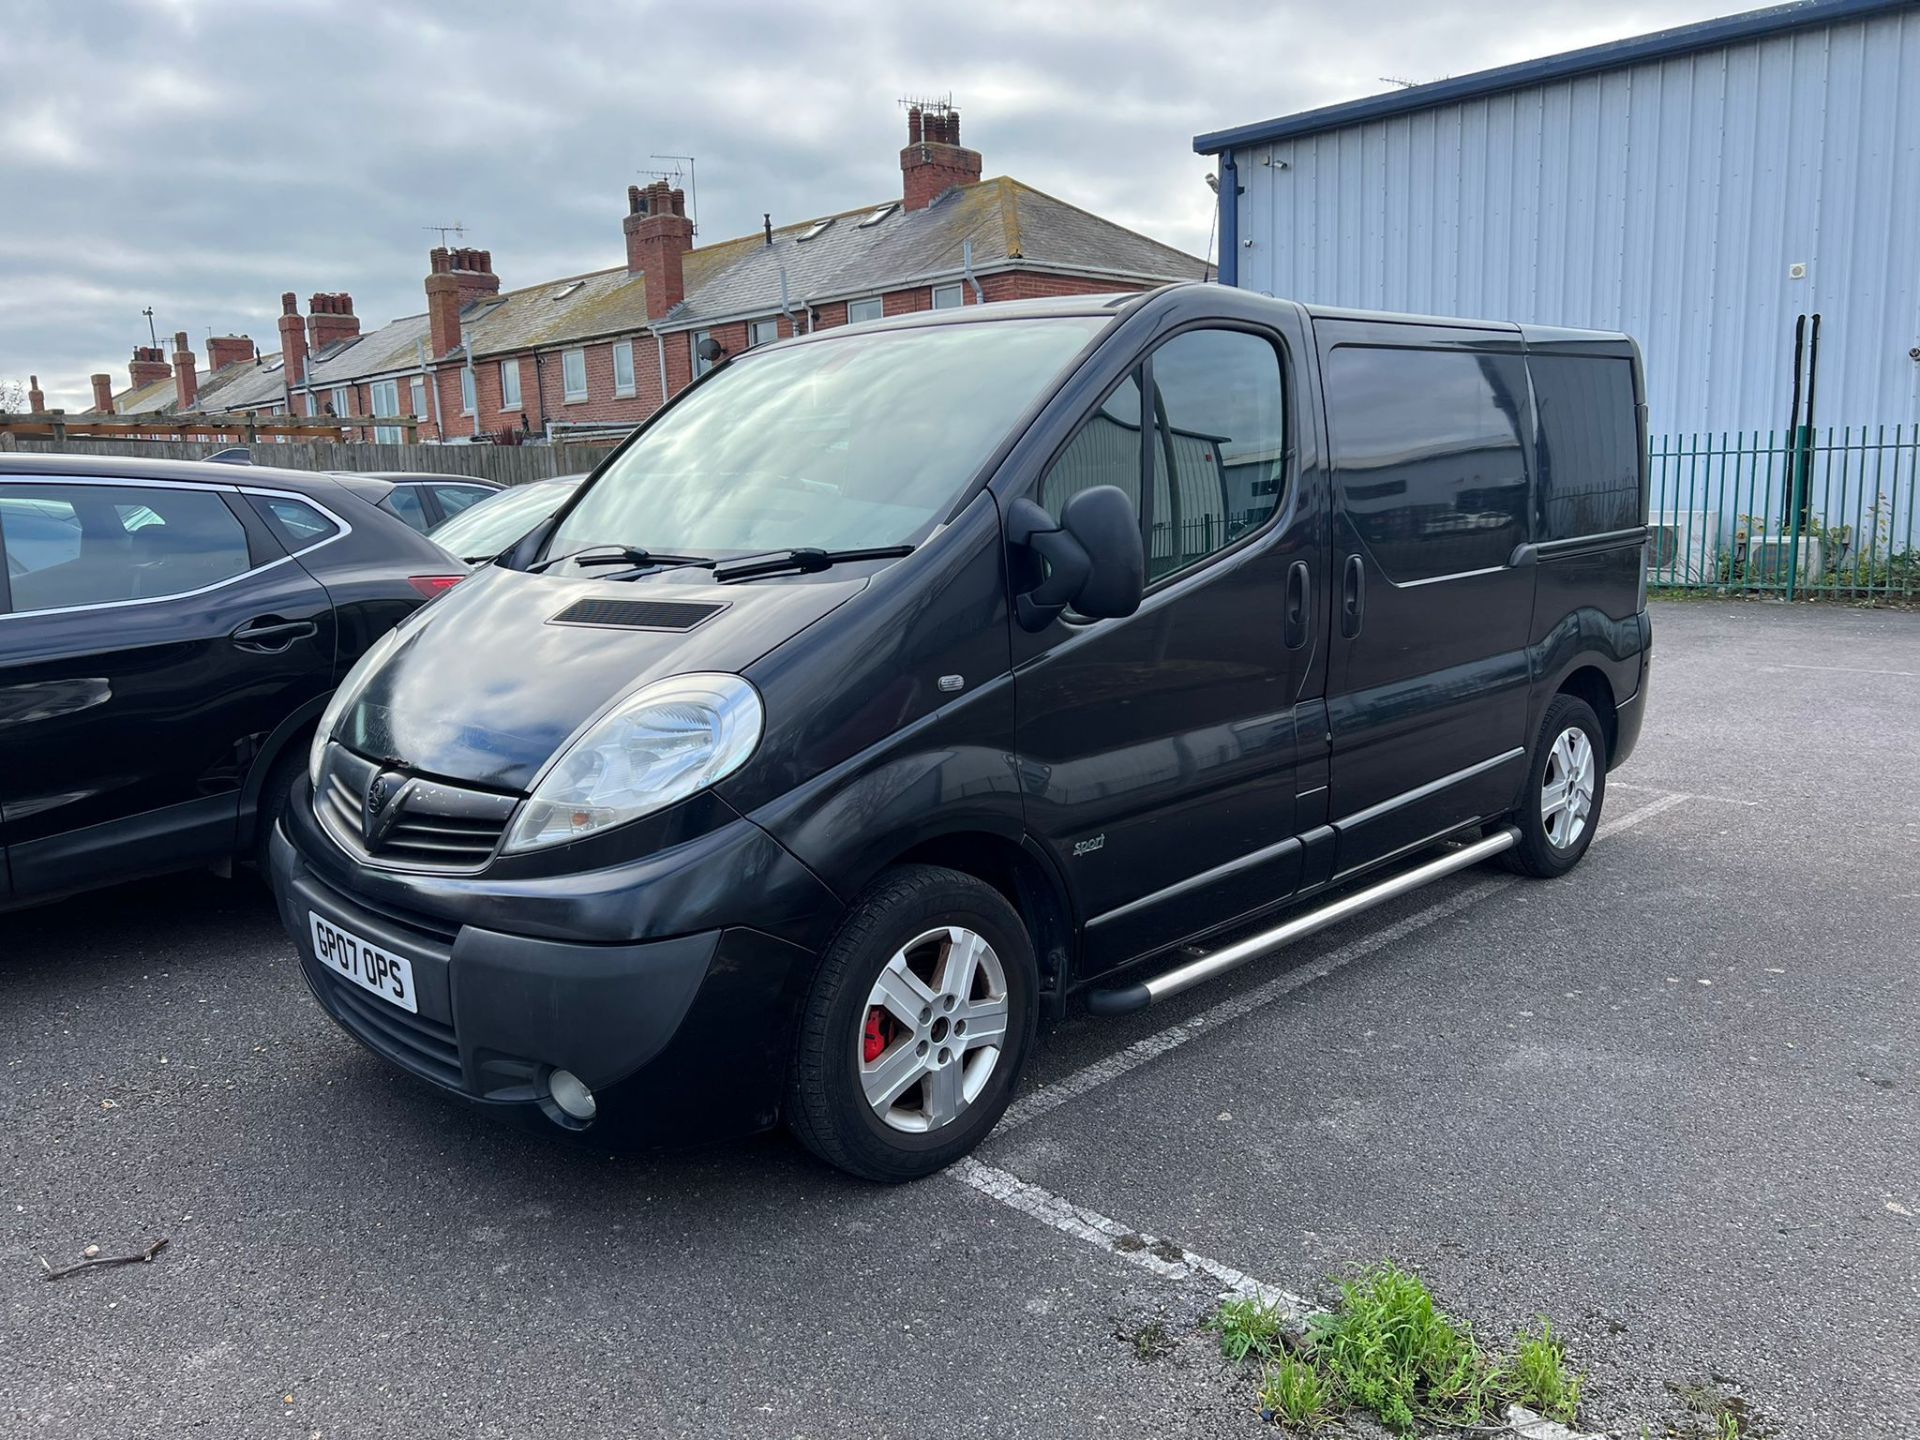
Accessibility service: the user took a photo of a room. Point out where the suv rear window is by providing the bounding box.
[0,483,251,612]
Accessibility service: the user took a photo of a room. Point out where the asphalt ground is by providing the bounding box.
[2,598,1916,1439]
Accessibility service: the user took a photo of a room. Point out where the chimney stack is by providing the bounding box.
[27,376,45,413]
[277,292,309,392]
[171,330,199,411]
[206,334,255,371]
[624,181,693,320]
[90,373,115,413]
[306,293,361,355]
[129,345,171,391]
[425,246,501,357]
[900,103,982,211]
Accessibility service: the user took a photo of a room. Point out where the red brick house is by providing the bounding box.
[288,103,1205,443]
[66,104,1204,442]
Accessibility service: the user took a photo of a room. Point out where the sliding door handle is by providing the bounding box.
[1283,560,1310,650]
[1340,554,1366,638]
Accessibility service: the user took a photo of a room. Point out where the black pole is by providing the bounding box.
[1784,313,1806,531]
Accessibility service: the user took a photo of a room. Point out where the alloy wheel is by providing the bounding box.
[1540,725,1596,848]
[858,926,1010,1134]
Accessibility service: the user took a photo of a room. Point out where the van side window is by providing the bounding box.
[1038,330,1288,589]
[1039,370,1145,519]
[1146,329,1287,581]
[1529,355,1642,539]
[1325,346,1530,582]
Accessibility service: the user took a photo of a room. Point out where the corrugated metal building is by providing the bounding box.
[1195,0,1920,438]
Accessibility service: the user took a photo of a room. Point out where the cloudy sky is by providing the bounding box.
[2,0,1732,409]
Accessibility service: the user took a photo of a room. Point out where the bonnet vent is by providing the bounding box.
[549,598,727,631]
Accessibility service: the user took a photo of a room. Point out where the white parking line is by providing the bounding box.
[998,789,1692,1137]
[955,792,1683,1440]
[953,1157,1309,1315]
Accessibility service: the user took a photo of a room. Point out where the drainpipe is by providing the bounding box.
[1216,151,1239,288]
[461,340,480,440]
[417,340,444,442]
[779,266,800,334]
[961,238,984,304]
[655,333,669,406]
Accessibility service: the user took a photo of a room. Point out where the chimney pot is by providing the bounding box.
[27,376,45,412]
[171,333,199,411]
[623,181,694,315]
[901,103,984,211]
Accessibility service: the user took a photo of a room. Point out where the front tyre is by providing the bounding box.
[786,864,1038,1182]
[1503,694,1607,879]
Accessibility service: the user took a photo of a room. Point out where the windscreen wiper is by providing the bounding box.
[712,545,914,583]
[530,545,714,574]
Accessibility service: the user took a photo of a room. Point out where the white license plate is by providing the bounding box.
[308,911,418,1015]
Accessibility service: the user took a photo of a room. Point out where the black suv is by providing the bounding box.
[0,453,463,910]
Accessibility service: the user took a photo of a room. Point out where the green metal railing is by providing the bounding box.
[1649,425,1920,600]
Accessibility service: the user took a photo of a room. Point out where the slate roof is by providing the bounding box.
[298,174,1205,386]
[102,352,289,417]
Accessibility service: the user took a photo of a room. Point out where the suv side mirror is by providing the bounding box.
[1007,487,1146,632]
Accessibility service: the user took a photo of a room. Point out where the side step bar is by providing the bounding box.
[1085,827,1520,1016]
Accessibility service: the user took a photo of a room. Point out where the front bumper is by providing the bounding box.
[271,782,842,1146]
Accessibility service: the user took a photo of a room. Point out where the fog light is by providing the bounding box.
[547,1068,597,1121]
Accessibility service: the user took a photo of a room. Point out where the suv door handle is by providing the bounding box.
[1284,560,1310,650]
[1340,554,1365,639]
[231,616,317,653]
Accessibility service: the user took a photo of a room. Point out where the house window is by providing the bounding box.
[932,283,966,310]
[330,385,350,417]
[692,330,714,378]
[847,297,884,324]
[562,348,588,402]
[370,378,402,444]
[500,357,522,410]
[612,341,635,397]
[460,365,476,414]
[410,376,427,424]
[748,318,780,348]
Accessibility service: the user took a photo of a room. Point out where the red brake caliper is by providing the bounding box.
[862,1007,894,1064]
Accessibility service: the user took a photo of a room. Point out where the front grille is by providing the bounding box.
[549,597,726,631]
[318,968,463,1088]
[318,744,518,873]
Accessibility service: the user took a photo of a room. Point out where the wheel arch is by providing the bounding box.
[237,692,330,848]
[889,830,1077,1020]
[1553,664,1618,761]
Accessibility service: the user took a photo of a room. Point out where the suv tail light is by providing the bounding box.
[407,575,463,598]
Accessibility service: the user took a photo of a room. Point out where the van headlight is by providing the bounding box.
[504,673,763,853]
[309,625,408,790]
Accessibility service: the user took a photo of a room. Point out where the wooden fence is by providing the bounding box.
[0,437,621,486]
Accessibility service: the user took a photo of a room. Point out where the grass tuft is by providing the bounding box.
[1507,1317,1583,1426]
[1208,1263,1591,1435]
[1259,1350,1336,1432]
[1209,1294,1284,1364]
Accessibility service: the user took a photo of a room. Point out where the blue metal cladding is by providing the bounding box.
[1212,4,1920,436]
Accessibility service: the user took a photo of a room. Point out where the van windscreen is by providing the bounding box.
[549,317,1106,560]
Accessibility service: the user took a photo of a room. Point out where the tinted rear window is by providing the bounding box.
[1325,345,1530,582]
[1529,355,1643,540]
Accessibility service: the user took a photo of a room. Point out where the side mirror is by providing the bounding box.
[1007,486,1146,632]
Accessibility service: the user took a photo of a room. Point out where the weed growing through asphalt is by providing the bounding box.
[1259,1350,1335,1432]
[1507,1318,1583,1425]
[1208,1262,1589,1435]
[1210,1294,1285,1363]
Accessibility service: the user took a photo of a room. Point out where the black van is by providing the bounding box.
[271,283,1649,1181]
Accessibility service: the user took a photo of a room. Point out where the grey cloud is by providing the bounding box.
[2,0,1726,408]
